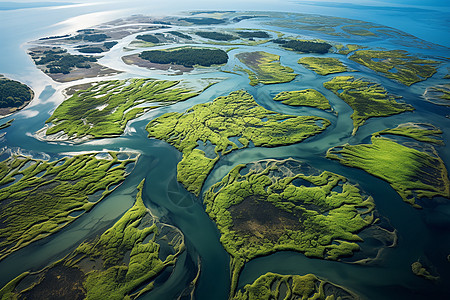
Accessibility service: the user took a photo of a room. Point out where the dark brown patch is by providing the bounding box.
[21,264,86,300]
[229,195,302,242]
[237,52,265,69]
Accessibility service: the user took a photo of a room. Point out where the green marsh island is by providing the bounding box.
[424,84,450,106]
[236,51,297,85]
[234,272,359,300]
[0,151,137,261]
[298,57,349,75]
[0,179,185,299]
[327,124,449,208]
[204,159,395,295]
[38,78,214,142]
[0,75,34,116]
[348,50,439,86]
[147,91,330,195]
[28,47,121,82]
[323,76,414,135]
[139,47,228,67]
[273,89,331,110]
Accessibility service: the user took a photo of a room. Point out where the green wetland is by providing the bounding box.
[0,8,449,300]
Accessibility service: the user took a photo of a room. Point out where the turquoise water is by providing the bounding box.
[0,2,449,299]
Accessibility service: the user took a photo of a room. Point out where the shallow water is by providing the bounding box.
[0,2,449,300]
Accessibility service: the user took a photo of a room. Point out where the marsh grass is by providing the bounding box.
[46,79,200,140]
[147,91,330,195]
[236,51,297,86]
[349,50,439,86]
[233,272,358,300]
[204,159,376,295]
[0,152,136,261]
[323,76,414,135]
[273,89,331,110]
[327,135,449,208]
[0,180,185,300]
[298,57,348,75]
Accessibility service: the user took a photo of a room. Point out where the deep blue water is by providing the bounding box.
[294,0,450,47]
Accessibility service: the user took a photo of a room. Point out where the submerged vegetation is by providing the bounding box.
[335,44,366,55]
[298,57,348,75]
[323,76,414,134]
[424,84,450,106]
[341,25,377,37]
[0,152,136,261]
[327,132,449,207]
[273,89,331,110]
[0,119,14,130]
[0,76,34,109]
[411,261,439,281]
[349,50,439,86]
[147,91,330,195]
[204,159,378,295]
[45,79,201,141]
[139,47,228,67]
[233,272,358,300]
[236,51,297,85]
[0,179,185,299]
[261,13,416,42]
